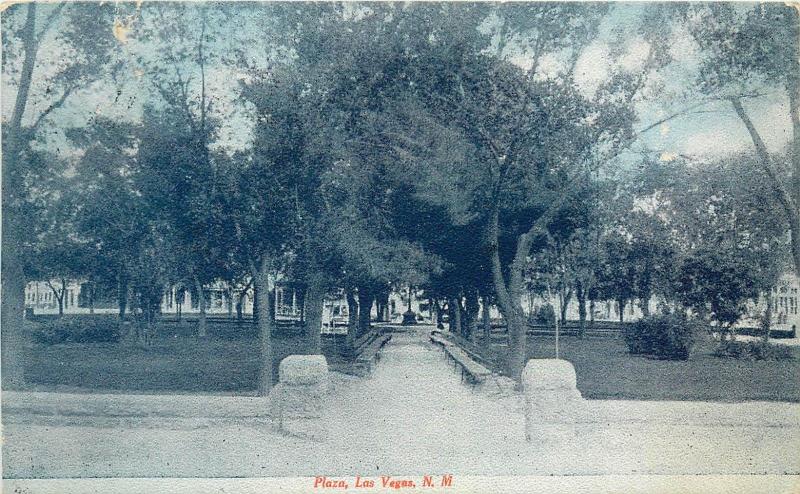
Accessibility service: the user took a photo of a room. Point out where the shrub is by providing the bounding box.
[624,313,696,360]
[32,316,122,345]
[533,304,556,326]
[713,340,794,361]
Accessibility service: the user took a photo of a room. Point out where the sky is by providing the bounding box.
[1,2,791,169]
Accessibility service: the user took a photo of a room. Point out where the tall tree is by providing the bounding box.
[132,3,234,338]
[686,4,800,275]
[2,3,118,387]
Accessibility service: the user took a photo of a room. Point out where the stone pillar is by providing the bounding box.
[269,355,330,440]
[522,359,585,443]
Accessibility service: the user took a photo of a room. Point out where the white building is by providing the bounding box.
[26,272,799,332]
[477,272,800,331]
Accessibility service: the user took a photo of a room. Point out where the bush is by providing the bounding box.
[32,316,122,345]
[713,340,794,361]
[533,304,556,326]
[624,313,696,360]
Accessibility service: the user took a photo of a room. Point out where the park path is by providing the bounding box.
[3,326,799,478]
[320,326,526,473]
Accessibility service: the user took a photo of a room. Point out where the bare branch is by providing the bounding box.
[607,98,722,158]
[31,83,78,131]
[730,96,797,218]
[36,3,67,42]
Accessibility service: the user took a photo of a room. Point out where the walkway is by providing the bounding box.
[3,326,799,478]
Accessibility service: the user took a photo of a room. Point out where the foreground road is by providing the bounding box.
[3,326,799,478]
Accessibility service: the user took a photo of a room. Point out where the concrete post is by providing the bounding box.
[269,355,330,440]
[522,359,585,443]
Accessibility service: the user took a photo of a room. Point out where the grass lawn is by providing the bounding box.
[475,334,800,402]
[22,321,350,394]
[21,319,800,402]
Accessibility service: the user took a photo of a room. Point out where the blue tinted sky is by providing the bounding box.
[2,2,790,168]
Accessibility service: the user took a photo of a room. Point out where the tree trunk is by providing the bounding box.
[88,281,95,314]
[268,288,276,322]
[1,225,26,389]
[488,210,530,381]
[194,276,207,338]
[482,296,492,346]
[375,291,389,322]
[618,298,625,323]
[252,286,259,326]
[434,299,444,329]
[251,256,273,397]
[357,286,373,337]
[297,287,306,324]
[449,297,462,335]
[346,288,358,349]
[1,3,52,390]
[761,293,773,343]
[732,95,800,276]
[786,71,800,276]
[560,289,571,325]
[589,299,595,327]
[576,282,587,338]
[640,290,651,317]
[459,297,469,339]
[304,274,326,354]
[117,272,129,320]
[237,281,251,321]
[49,280,66,317]
[464,291,479,341]
[790,212,800,279]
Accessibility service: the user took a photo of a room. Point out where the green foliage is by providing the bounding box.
[713,340,794,361]
[532,304,556,326]
[630,155,788,327]
[677,246,767,328]
[624,313,697,360]
[687,4,798,95]
[32,316,122,345]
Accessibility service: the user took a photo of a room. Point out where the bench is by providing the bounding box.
[443,344,492,385]
[354,334,392,376]
[429,332,451,348]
